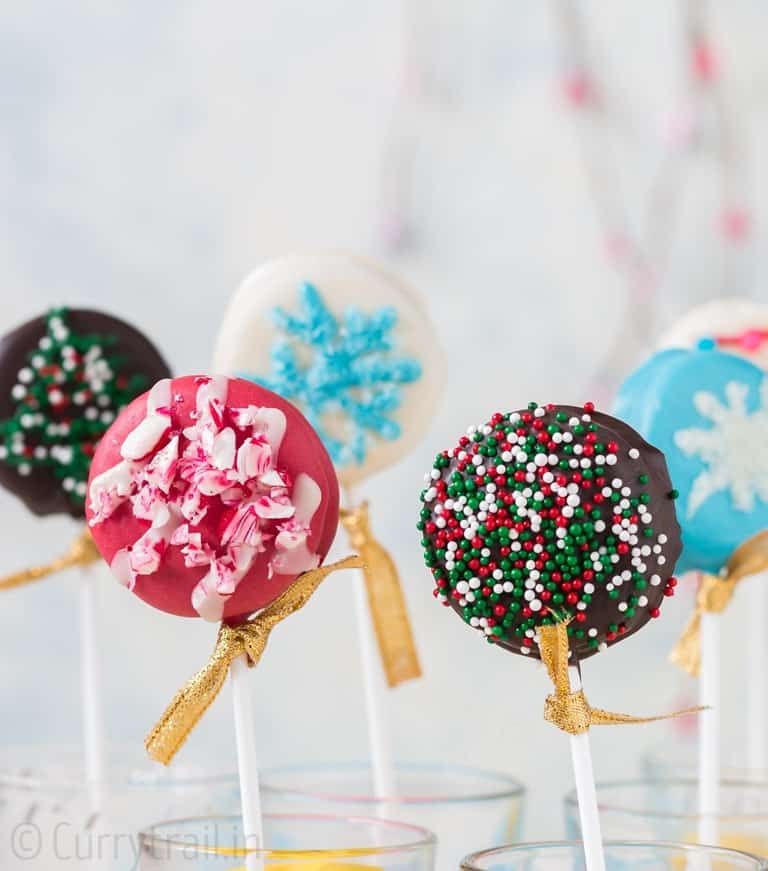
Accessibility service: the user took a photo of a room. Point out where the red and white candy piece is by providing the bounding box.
[86,375,339,622]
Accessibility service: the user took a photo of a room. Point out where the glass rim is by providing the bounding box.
[0,768,238,791]
[0,742,237,791]
[460,840,768,870]
[563,777,768,821]
[260,760,526,804]
[139,812,437,858]
[643,744,768,779]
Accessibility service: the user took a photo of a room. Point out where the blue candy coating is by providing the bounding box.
[615,348,768,573]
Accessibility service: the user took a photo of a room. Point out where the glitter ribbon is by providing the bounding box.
[670,531,768,677]
[0,527,101,592]
[540,620,701,735]
[146,555,363,765]
[340,502,421,687]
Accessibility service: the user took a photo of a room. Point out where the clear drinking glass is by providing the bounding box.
[563,780,768,857]
[0,745,240,869]
[138,813,436,869]
[460,841,768,871]
[261,762,525,869]
[643,742,768,782]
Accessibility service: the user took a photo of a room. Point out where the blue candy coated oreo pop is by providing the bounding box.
[615,348,768,574]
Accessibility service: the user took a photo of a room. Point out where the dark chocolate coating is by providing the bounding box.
[0,309,170,518]
[418,404,682,661]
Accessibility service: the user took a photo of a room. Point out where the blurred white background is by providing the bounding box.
[1,0,766,842]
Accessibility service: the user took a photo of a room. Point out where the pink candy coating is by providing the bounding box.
[86,375,339,622]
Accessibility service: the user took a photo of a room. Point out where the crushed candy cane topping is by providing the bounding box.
[88,376,322,621]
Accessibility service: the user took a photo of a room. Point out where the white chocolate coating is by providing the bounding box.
[213,252,445,488]
[659,297,768,370]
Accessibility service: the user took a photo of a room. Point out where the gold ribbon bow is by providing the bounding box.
[671,530,768,677]
[0,527,101,592]
[340,502,421,687]
[146,555,363,765]
[540,620,701,735]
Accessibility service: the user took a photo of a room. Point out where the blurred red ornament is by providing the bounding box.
[563,71,593,107]
[720,207,751,243]
[692,40,719,82]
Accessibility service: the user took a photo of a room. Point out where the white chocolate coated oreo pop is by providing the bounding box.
[213,253,445,488]
[659,297,768,370]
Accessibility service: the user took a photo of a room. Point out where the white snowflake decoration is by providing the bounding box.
[674,379,768,517]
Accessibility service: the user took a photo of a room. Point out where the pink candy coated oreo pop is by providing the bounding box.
[86,374,339,622]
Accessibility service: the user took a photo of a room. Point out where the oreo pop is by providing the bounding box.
[0,308,170,518]
[86,374,340,622]
[214,253,436,691]
[213,252,444,489]
[659,297,768,371]
[615,348,768,575]
[418,402,682,660]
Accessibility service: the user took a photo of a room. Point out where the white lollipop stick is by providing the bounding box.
[353,567,397,799]
[231,655,264,871]
[567,666,607,871]
[79,566,105,804]
[698,609,720,845]
[344,487,396,800]
[747,575,768,775]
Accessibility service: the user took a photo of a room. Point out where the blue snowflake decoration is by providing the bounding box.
[240,282,422,467]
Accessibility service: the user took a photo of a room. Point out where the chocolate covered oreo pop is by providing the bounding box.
[0,307,171,804]
[418,402,682,660]
[0,308,170,518]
